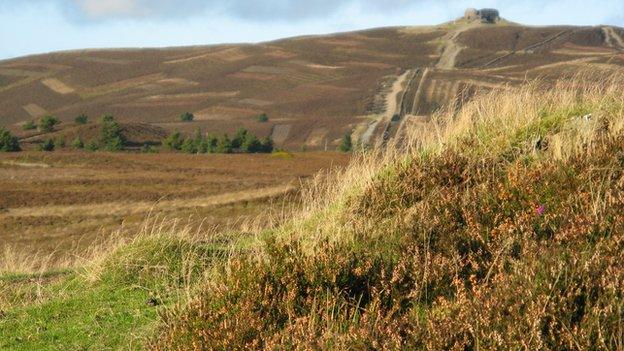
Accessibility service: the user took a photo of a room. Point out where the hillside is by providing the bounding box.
[2,74,624,349]
[2,20,624,149]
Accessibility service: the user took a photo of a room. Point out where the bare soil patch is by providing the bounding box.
[239,98,273,107]
[77,56,136,65]
[41,79,75,95]
[228,72,276,81]
[271,124,292,145]
[22,103,47,118]
[194,105,260,120]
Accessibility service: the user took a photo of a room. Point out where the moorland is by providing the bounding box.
[1,14,624,350]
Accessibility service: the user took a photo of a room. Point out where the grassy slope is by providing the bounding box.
[2,77,624,349]
[0,232,229,350]
[1,274,155,350]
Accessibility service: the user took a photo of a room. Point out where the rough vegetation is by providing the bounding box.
[0,127,20,152]
[164,127,274,154]
[99,115,126,151]
[2,76,624,349]
[338,131,353,152]
[74,114,89,125]
[178,112,194,122]
[37,115,59,133]
[21,120,36,131]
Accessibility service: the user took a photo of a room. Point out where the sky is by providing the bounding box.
[1,0,623,60]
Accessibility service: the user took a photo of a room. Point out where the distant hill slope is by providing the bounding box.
[1,21,623,149]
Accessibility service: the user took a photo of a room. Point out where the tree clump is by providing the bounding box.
[37,139,55,152]
[163,130,183,151]
[0,127,20,152]
[179,112,194,122]
[85,140,99,152]
[71,137,84,150]
[338,131,353,152]
[256,113,269,123]
[163,127,274,154]
[54,136,66,149]
[75,114,88,125]
[38,116,59,133]
[22,121,36,131]
[99,115,126,152]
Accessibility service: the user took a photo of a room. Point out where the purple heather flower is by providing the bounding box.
[536,205,545,216]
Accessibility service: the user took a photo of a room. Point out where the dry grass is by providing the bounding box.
[426,73,624,160]
[40,78,75,95]
[5,184,295,218]
[0,151,349,262]
[21,103,47,118]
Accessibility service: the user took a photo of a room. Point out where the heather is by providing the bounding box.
[145,77,624,349]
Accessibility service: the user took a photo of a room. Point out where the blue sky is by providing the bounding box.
[1,0,623,60]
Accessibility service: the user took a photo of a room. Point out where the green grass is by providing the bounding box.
[0,234,227,350]
[0,277,157,350]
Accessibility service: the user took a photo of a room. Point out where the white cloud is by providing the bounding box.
[74,0,138,18]
[68,0,217,19]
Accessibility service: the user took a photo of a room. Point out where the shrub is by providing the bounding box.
[85,140,99,152]
[191,128,206,153]
[216,134,233,154]
[181,138,198,154]
[101,115,115,123]
[38,115,59,133]
[54,136,66,149]
[38,139,55,152]
[338,131,353,152]
[75,114,88,125]
[179,112,194,122]
[230,128,274,153]
[202,134,218,153]
[141,144,158,153]
[232,128,249,149]
[0,127,20,152]
[71,137,84,149]
[163,131,183,151]
[193,128,203,146]
[241,134,262,153]
[198,138,209,153]
[260,137,274,153]
[99,115,126,152]
[256,113,269,123]
[22,121,36,131]
[105,136,124,152]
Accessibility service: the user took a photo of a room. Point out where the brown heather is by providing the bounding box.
[146,75,624,350]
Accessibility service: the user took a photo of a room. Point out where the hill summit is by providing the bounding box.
[464,8,501,23]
